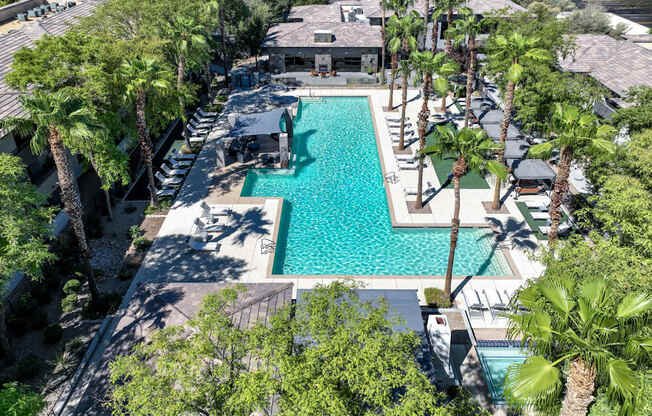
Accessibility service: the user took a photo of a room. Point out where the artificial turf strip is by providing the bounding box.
[426,134,490,189]
[515,201,569,241]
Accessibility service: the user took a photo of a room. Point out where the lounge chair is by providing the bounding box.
[198,108,218,118]
[539,222,572,236]
[531,212,551,221]
[161,163,188,177]
[516,185,544,198]
[188,236,221,251]
[387,122,413,129]
[398,162,418,171]
[385,115,409,123]
[193,217,221,233]
[200,201,230,222]
[171,149,196,160]
[462,289,485,321]
[389,129,415,137]
[403,186,418,196]
[155,171,183,187]
[395,154,418,163]
[193,113,216,124]
[525,200,549,211]
[504,288,528,312]
[187,125,208,137]
[483,288,510,323]
[156,188,177,199]
[167,157,193,168]
[188,119,212,130]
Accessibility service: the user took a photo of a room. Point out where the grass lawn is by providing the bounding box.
[426,133,490,189]
[515,201,568,241]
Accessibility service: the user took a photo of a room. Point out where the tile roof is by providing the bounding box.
[0,1,102,121]
[462,0,525,14]
[287,4,341,22]
[560,34,652,97]
[263,21,382,48]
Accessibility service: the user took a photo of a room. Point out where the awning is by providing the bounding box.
[470,97,496,111]
[483,123,522,141]
[229,108,287,137]
[512,159,556,181]
[474,109,504,125]
[504,139,530,159]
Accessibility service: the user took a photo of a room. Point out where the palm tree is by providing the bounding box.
[505,276,650,416]
[430,7,443,53]
[388,11,424,151]
[121,57,173,206]
[421,125,506,298]
[411,51,457,208]
[164,15,207,148]
[384,1,411,111]
[0,90,103,303]
[448,7,484,127]
[487,32,549,211]
[439,0,463,55]
[432,57,460,114]
[528,104,616,243]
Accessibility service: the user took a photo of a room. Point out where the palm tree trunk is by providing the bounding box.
[445,160,464,298]
[136,89,158,206]
[416,74,431,209]
[48,127,100,304]
[103,189,113,221]
[560,358,597,416]
[388,53,398,110]
[177,55,192,150]
[399,65,409,151]
[548,145,572,243]
[380,8,386,85]
[431,14,439,52]
[464,38,475,128]
[219,9,230,87]
[445,9,453,55]
[491,80,515,210]
[441,89,447,113]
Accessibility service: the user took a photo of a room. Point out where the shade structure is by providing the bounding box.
[470,97,496,111]
[229,108,288,137]
[483,123,522,141]
[512,159,556,181]
[474,109,505,125]
[503,139,530,159]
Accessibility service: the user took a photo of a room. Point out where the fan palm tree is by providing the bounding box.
[448,7,484,127]
[388,11,424,150]
[0,89,103,303]
[121,57,173,206]
[528,104,616,243]
[487,32,550,211]
[421,125,506,297]
[439,0,463,55]
[505,276,651,416]
[432,57,460,114]
[164,15,207,148]
[411,51,457,208]
[430,7,444,53]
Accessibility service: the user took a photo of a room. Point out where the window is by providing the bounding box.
[343,57,361,67]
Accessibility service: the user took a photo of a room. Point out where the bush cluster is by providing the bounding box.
[424,288,452,308]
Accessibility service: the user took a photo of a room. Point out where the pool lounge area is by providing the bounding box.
[241,96,513,277]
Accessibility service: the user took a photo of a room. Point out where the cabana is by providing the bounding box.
[227,108,294,167]
[509,159,555,198]
[483,123,522,142]
[503,138,530,159]
[473,109,504,125]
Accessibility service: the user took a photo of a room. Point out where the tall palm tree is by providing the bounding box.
[505,276,650,416]
[439,0,463,55]
[0,90,103,303]
[121,57,173,206]
[487,32,549,211]
[164,15,207,148]
[432,57,460,114]
[430,7,443,53]
[411,51,457,208]
[388,11,424,151]
[528,104,616,243]
[449,7,484,127]
[421,125,506,298]
[384,0,411,111]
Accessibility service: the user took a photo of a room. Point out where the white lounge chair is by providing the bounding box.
[188,118,212,129]
[389,129,415,137]
[403,186,417,196]
[387,122,413,129]
[193,112,216,123]
[171,149,196,160]
[395,153,416,161]
[200,202,230,223]
[155,171,183,187]
[531,212,551,220]
[539,222,571,236]
[462,289,485,321]
[398,162,418,170]
[525,200,549,210]
[156,188,177,199]
[188,236,220,251]
[189,135,205,145]
[186,125,208,137]
[193,217,221,233]
[385,115,409,122]
[483,288,510,323]
[161,163,188,177]
[167,157,193,168]
[198,108,218,118]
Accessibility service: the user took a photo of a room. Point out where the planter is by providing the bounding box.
[17,12,27,20]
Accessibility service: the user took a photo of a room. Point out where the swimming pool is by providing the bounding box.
[241,96,512,276]
[476,346,527,404]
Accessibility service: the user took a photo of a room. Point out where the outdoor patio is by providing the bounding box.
[271,71,377,87]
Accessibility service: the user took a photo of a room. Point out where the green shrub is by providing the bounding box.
[133,237,152,251]
[14,354,43,381]
[65,337,86,357]
[82,292,122,319]
[424,288,452,308]
[0,381,46,416]
[29,310,48,330]
[62,279,81,295]
[61,294,79,313]
[43,324,63,344]
[216,95,228,103]
[129,225,143,240]
[144,199,172,215]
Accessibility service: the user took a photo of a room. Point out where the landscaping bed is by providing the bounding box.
[426,133,490,189]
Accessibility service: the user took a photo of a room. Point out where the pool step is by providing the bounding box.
[300,97,324,103]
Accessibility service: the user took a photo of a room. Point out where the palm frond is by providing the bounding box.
[616,293,652,320]
[504,356,562,408]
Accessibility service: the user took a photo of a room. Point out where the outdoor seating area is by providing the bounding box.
[16,1,75,21]
[460,282,521,326]
[187,202,234,251]
[185,106,219,145]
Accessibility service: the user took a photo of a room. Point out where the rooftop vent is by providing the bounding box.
[314,30,334,43]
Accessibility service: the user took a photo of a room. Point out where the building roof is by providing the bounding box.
[512,159,556,181]
[263,22,382,49]
[559,34,652,97]
[70,282,293,415]
[462,0,525,15]
[0,0,102,121]
[287,4,341,23]
[230,108,287,137]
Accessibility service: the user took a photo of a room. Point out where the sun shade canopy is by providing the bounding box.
[229,108,288,137]
[503,139,530,159]
[474,109,505,125]
[483,123,522,141]
[512,159,556,180]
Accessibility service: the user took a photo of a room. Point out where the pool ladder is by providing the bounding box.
[384,171,399,184]
[258,237,276,254]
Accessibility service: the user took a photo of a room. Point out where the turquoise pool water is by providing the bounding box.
[241,96,511,276]
[476,346,527,404]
